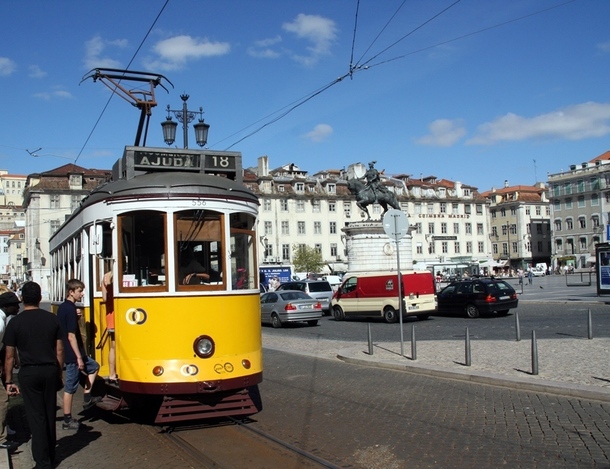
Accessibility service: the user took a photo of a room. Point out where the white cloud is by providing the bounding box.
[467,102,610,145]
[303,123,333,142]
[28,65,47,79]
[597,40,610,53]
[0,57,17,76]
[247,36,282,59]
[416,119,466,147]
[83,36,125,69]
[283,14,337,66]
[33,86,73,100]
[146,35,230,71]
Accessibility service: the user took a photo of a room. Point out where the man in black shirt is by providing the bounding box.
[3,282,64,469]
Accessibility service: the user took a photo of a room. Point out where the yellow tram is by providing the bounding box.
[49,146,262,423]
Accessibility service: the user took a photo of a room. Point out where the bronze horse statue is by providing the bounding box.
[346,178,400,220]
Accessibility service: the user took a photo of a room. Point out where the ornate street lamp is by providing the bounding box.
[161,94,210,149]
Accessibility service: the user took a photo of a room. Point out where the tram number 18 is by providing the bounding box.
[207,155,234,169]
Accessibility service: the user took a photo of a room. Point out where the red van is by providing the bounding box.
[331,271,437,323]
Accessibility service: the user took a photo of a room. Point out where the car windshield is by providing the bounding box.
[308,282,331,292]
[280,291,310,300]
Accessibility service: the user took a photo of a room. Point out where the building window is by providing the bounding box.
[282,244,290,261]
[343,202,351,218]
[297,221,305,234]
[280,199,288,212]
[278,185,285,192]
[312,200,321,212]
[263,199,271,212]
[440,203,447,213]
[453,223,459,234]
[554,219,562,231]
[264,221,272,235]
[580,237,587,250]
[501,208,506,217]
[578,217,586,229]
[416,244,423,254]
[296,200,305,212]
[491,226,497,237]
[452,203,459,214]
[566,218,573,230]
[327,183,336,194]
[50,195,60,209]
[492,243,498,254]
[510,207,516,216]
[478,241,484,253]
[502,243,508,255]
[535,206,541,216]
[577,196,585,208]
[476,204,483,215]
[591,193,599,206]
[577,179,584,193]
[50,219,61,234]
[466,223,472,234]
[281,221,289,235]
[454,242,460,253]
[329,222,337,234]
[466,241,472,253]
[553,200,561,211]
[415,222,422,234]
[442,242,448,253]
[525,206,531,215]
[295,182,304,192]
[428,223,435,234]
[592,215,600,227]
[414,203,422,214]
[441,223,447,234]
[512,242,518,254]
[477,223,484,235]
[429,242,435,254]
[314,243,322,254]
[466,205,473,215]
[565,199,572,209]
[314,221,322,234]
[427,203,434,214]
[330,243,337,257]
[329,202,336,212]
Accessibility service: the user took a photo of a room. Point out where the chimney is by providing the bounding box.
[258,155,269,177]
[504,180,509,188]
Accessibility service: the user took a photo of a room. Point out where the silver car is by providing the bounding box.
[275,280,334,315]
[260,290,323,328]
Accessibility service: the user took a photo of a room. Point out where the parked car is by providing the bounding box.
[260,290,323,328]
[531,268,545,277]
[275,280,334,315]
[437,277,518,318]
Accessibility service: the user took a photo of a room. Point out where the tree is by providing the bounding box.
[292,244,324,277]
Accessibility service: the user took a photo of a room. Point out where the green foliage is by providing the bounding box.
[291,244,324,275]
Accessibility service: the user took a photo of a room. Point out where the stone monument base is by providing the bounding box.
[343,221,413,273]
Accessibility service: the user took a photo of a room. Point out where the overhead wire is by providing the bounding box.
[73,0,170,165]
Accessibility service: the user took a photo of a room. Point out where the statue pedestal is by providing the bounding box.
[343,221,413,273]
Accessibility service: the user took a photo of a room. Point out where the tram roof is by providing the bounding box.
[80,171,259,209]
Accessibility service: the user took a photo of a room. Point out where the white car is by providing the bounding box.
[531,268,545,277]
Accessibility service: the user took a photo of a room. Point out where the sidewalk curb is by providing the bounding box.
[337,347,610,403]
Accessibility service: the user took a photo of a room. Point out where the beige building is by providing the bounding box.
[482,182,551,272]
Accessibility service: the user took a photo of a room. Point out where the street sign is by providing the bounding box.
[383,209,409,242]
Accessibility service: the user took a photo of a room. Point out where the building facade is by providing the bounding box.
[547,151,610,271]
[23,164,112,297]
[482,181,552,272]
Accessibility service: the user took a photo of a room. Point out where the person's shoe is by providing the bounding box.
[6,426,16,436]
[83,395,103,410]
[0,440,18,452]
[61,418,81,430]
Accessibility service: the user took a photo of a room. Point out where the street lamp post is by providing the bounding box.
[161,94,210,149]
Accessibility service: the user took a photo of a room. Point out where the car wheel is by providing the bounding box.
[465,304,480,319]
[383,306,398,323]
[307,320,318,326]
[417,314,430,320]
[271,313,282,328]
[497,310,510,316]
[333,306,345,321]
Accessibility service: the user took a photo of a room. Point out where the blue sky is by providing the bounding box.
[1,0,609,191]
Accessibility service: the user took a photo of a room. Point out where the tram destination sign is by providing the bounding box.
[120,146,242,183]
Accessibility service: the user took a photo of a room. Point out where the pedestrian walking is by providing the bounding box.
[2,282,64,469]
[58,279,102,431]
[0,291,21,452]
[527,268,533,285]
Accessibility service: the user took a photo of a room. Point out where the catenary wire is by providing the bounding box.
[73,0,170,165]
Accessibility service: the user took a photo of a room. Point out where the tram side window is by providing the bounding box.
[176,210,224,288]
[119,211,167,288]
[230,212,256,290]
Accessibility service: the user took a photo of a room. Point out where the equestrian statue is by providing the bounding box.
[347,161,400,220]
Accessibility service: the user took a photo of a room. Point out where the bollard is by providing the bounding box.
[531,330,538,375]
[465,326,471,367]
[411,324,417,361]
[367,323,373,355]
[588,308,593,340]
[515,310,521,342]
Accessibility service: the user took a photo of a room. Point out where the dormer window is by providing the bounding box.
[278,185,285,192]
[327,183,336,194]
[295,182,304,192]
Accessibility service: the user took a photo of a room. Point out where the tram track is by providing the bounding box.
[162,417,340,469]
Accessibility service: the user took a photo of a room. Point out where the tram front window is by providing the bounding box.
[119,211,167,289]
[176,210,223,289]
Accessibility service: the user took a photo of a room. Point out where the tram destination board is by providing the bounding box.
[119,146,242,182]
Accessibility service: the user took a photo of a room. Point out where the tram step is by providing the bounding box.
[97,394,126,412]
[155,389,260,424]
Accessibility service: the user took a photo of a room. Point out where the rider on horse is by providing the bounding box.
[362,161,389,202]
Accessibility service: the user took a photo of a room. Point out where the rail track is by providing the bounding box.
[162,417,341,469]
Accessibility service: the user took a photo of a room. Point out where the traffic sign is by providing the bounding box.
[383,209,409,241]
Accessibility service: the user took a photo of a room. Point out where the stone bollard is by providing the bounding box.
[411,324,417,361]
[465,326,471,367]
[367,323,373,355]
[531,330,539,375]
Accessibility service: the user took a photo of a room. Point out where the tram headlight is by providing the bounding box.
[193,335,215,358]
